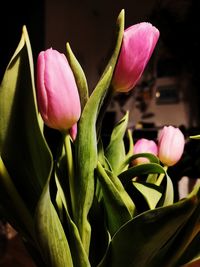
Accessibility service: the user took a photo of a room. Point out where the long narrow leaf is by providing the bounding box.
[35,180,74,267]
[66,43,89,110]
[158,172,174,206]
[55,171,90,267]
[102,9,124,76]
[119,152,160,176]
[0,26,53,213]
[96,161,134,236]
[74,10,124,254]
[74,67,112,254]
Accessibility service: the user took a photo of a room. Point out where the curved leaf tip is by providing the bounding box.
[118,9,125,21]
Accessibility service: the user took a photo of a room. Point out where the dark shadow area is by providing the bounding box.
[0,1,45,82]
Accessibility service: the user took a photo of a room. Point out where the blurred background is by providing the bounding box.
[0,0,200,265]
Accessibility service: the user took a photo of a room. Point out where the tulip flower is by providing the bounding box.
[158,126,185,166]
[36,48,81,132]
[133,138,158,164]
[112,22,160,92]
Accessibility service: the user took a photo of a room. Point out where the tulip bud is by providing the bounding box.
[133,138,158,165]
[112,22,160,92]
[36,48,81,132]
[158,126,185,166]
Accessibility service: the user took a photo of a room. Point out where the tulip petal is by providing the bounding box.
[37,48,81,131]
[158,126,185,166]
[112,22,159,92]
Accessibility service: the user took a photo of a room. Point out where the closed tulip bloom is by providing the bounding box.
[112,22,160,92]
[36,48,81,132]
[133,138,158,164]
[158,126,185,166]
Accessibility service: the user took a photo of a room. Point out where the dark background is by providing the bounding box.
[0,0,45,81]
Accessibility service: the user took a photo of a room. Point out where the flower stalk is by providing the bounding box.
[64,132,75,218]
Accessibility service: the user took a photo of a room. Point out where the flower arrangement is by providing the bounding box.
[0,9,200,267]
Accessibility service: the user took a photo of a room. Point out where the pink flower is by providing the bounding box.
[112,22,160,92]
[158,126,185,166]
[36,48,81,132]
[133,138,158,164]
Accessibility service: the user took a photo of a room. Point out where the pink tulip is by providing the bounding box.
[36,48,81,132]
[158,126,185,166]
[133,138,158,164]
[112,22,160,92]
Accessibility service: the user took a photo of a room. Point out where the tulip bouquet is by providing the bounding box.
[1,9,200,267]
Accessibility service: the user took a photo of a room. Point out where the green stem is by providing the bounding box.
[63,133,75,218]
[0,156,35,239]
[156,165,168,186]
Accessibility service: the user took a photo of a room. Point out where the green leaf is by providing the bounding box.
[96,161,135,236]
[66,43,89,110]
[118,152,160,176]
[105,111,129,175]
[132,181,162,209]
[119,162,174,207]
[146,173,158,183]
[158,172,174,207]
[74,9,124,254]
[0,26,53,213]
[98,138,111,171]
[96,139,111,202]
[130,153,160,164]
[126,129,134,158]
[98,193,199,267]
[119,163,165,185]
[189,135,200,139]
[55,171,90,267]
[96,10,124,137]
[101,9,124,77]
[35,180,74,267]
[74,67,113,254]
